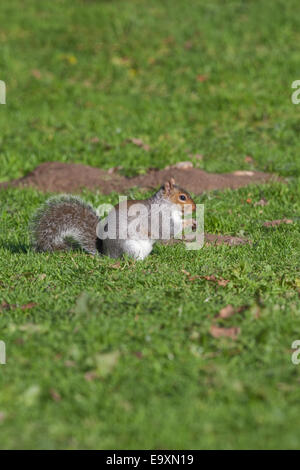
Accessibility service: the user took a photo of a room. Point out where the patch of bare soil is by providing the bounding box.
[0,161,278,195]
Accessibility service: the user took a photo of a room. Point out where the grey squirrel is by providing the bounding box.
[30,178,196,260]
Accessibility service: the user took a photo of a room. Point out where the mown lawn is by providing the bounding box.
[0,0,300,449]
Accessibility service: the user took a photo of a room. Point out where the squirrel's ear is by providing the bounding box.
[169,177,175,188]
[163,181,171,195]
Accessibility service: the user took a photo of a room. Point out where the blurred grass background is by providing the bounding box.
[1,0,300,180]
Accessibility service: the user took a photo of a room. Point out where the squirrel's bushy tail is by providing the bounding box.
[30,195,100,255]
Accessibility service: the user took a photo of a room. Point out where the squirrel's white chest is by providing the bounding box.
[123,239,154,260]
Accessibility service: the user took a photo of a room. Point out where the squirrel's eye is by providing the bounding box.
[179,194,186,201]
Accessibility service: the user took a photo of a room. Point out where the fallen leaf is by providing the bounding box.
[210,324,241,339]
[203,275,230,287]
[64,360,76,368]
[108,166,122,174]
[244,155,255,164]
[203,275,217,282]
[254,198,268,207]
[31,69,42,79]
[218,305,235,318]
[197,74,208,82]
[14,337,24,345]
[182,271,230,286]
[181,269,191,277]
[90,136,100,144]
[125,138,150,151]
[0,301,11,311]
[109,262,122,269]
[184,40,193,50]
[263,219,293,227]
[204,233,250,246]
[217,279,230,287]
[21,302,37,310]
[0,302,36,312]
[102,142,114,150]
[134,351,143,359]
[49,388,61,402]
[84,371,98,382]
[163,36,175,45]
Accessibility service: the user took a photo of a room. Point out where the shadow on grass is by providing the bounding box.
[1,242,30,253]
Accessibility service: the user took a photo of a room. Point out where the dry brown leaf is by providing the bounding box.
[49,389,61,402]
[218,305,236,318]
[109,262,122,269]
[210,325,241,339]
[263,219,293,227]
[90,136,100,144]
[21,302,37,310]
[182,271,230,286]
[0,302,36,311]
[204,233,250,246]
[108,166,122,174]
[181,269,191,277]
[203,275,229,287]
[64,360,76,368]
[197,74,208,82]
[203,275,217,282]
[89,137,100,144]
[217,305,248,319]
[125,138,150,151]
[0,301,11,311]
[84,371,99,382]
[31,69,42,79]
[254,198,268,207]
[245,155,255,164]
[217,279,230,287]
[184,40,193,50]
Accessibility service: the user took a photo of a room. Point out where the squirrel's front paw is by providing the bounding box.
[183,218,197,230]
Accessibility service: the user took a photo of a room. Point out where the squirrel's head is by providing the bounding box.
[162,177,196,213]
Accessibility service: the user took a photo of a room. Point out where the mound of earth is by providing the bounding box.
[0,161,278,195]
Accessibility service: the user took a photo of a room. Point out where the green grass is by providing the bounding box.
[0,0,300,449]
